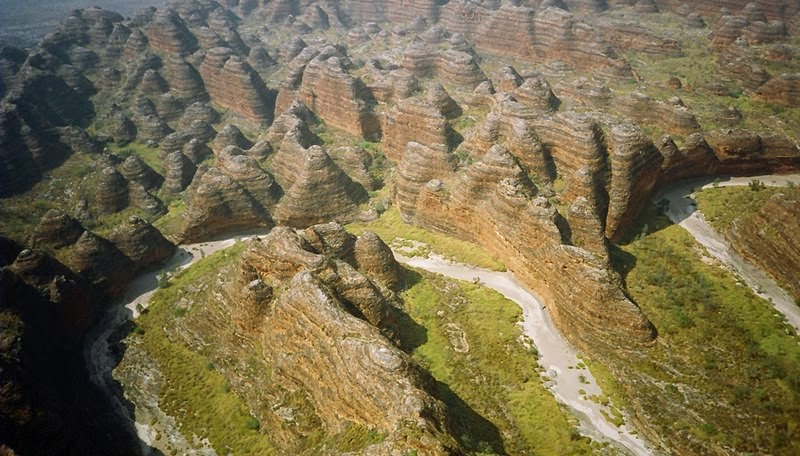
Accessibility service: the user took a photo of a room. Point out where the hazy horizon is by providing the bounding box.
[0,0,165,47]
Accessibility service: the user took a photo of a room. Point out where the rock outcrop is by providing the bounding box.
[29,210,84,250]
[180,143,281,239]
[394,138,657,355]
[66,231,134,296]
[354,231,404,291]
[146,9,198,55]
[120,155,163,191]
[218,226,459,454]
[107,215,174,266]
[198,47,273,123]
[755,73,800,107]
[95,166,129,214]
[272,140,368,227]
[294,53,380,140]
[382,99,457,162]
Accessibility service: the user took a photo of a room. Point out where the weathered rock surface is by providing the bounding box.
[295,52,380,140]
[198,47,273,123]
[755,73,800,107]
[217,226,459,453]
[382,98,457,162]
[163,149,197,193]
[108,215,176,270]
[395,138,657,355]
[272,141,368,227]
[354,231,405,291]
[66,230,134,296]
[327,145,378,191]
[29,210,84,250]
[120,155,163,191]
[95,165,129,214]
[146,9,198,55]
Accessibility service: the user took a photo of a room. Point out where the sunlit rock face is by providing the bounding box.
[215,225,460,454]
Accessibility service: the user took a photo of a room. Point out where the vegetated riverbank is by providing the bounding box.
[84,231,270,455]
[395,252,652,456]
[657,174,800,333]
[606,194,800,454]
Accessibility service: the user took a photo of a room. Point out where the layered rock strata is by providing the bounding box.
[727,191,800,302]
[212,226,460,453]
[296,53,380,140]
[395,139,657,355]
[272,140,368,227]
[180,146,281,241]
[29,210,84,250]
[198,47,273,123]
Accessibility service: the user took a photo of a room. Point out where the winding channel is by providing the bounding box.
[393,252,652,456]
[656,173,800,334]
[85,174,798,454]
[86,228,652,454]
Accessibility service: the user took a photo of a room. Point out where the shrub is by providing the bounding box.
[748,179,765,191]
[244,416,260,431]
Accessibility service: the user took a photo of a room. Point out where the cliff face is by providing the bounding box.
[2,0,800,452]
[396,134,657,355]
[180,145,281,242]
[296,53,380,140]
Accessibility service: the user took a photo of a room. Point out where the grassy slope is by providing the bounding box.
[613,12,800,142]
[610,205,800,453]
[695,185,800,304]
[134,242,277,456]
[347,207,506,272]
[694,185,800,234]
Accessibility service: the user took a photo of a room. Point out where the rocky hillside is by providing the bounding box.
[1,0,799,454]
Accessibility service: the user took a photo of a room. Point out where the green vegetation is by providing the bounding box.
[347,207,506,271]
[611,11,800,139]
[106,141,164,175]
[609,204,800,453]
[694,185,800,305]
[400,270,595,455]
[324,423,387,452]
[695,185,800,235]
[136,243,277,456]
[153,198,187,240]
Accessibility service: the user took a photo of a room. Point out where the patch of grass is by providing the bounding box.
[609,204,800,453]
[106,141,164,175]
[153,198,187,241]
[136,243,277,455]
[694,185,800,304]
[613,12,800,138]
[694,186,798,235]
[0,152,99,243]
[347,207,505,271]
[324,422,386,452]
[401,270,593,455]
